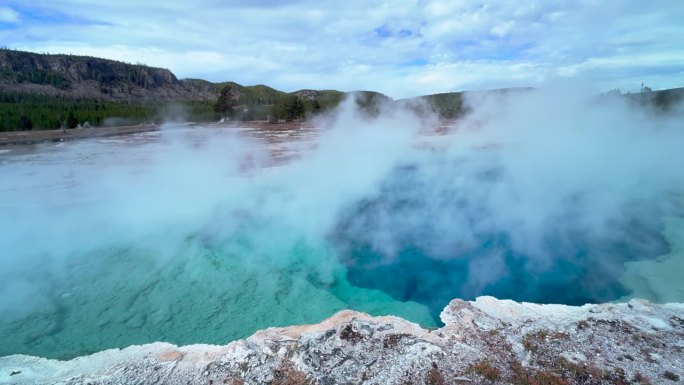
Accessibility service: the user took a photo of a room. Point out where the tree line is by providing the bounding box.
[0,93,218,131]
[215,84,311,122]
[214,84,352,122]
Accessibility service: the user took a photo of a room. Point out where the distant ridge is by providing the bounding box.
[0,48,528,103]
[0,49,220,101]
[1,49,681,131]
[0,49,357,103]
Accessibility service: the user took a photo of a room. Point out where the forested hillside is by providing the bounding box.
[1,49,682,131]
[0,49,351,130]
[0,49,220,100]
[0,49,380,130]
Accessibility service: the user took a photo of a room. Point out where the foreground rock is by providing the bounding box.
[1,296,683,385]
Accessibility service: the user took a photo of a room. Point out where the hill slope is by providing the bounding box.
[1,49,682,131]
[0,49,221,101]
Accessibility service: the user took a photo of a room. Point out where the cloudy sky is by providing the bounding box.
[1,1,683,98]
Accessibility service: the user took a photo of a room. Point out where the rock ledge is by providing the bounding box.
[1,296,683,384]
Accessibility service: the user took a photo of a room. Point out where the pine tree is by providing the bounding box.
[215,85,236,118]
[66,110,78,128]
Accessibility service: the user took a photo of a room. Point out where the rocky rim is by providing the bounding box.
[1,296,683,385]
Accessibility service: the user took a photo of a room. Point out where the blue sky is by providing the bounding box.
[1,0,683,98]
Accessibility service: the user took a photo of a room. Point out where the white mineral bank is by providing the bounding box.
[2,297,683,385]
[620,216,684,303]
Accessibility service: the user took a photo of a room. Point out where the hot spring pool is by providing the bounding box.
[1,113,683,359]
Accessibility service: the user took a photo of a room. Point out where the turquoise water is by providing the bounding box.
[0,239,435,359]
[0,128,438,359]
[1,118,682,359]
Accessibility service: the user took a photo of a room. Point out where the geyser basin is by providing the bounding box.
[0,125,437,359]
[1,92,683,359]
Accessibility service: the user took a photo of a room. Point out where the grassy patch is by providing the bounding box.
[269,361,313,385]
[466,360,501,382]
[509,361,568,385]
[522,329,569,353]
[425,362,447,385]
[633,372,652,385]
[663,371,680,382]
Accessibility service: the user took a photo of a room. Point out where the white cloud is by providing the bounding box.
[4,1,684,97]
[490,20,516,38]
[0,6,20,23]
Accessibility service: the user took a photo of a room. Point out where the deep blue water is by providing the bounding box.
[332,162,670,322]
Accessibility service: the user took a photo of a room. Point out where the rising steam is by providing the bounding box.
[0,85,683,358]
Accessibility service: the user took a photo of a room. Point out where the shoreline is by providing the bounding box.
[0,120,311,146]
[1,296,682,384]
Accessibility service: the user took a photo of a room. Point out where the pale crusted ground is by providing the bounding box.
[0,121,312,146]
[1,296,683,385]
[620,216,684,303]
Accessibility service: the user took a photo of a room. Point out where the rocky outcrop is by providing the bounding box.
[293,89,321,101]
[0,49,219,101]
[1,296,683,385]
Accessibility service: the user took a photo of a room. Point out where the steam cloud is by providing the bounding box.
[0,85,683,358]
